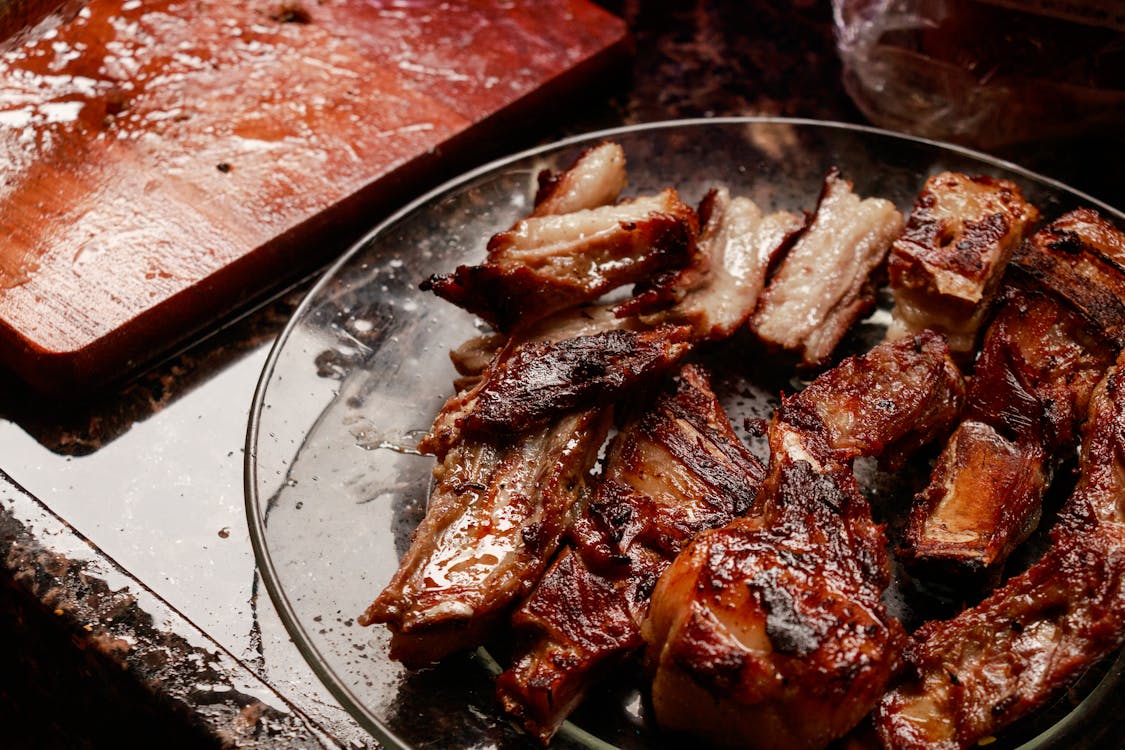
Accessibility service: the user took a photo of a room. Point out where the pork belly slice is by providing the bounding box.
[422,188,698,331]
[643,334,965,750]
[358,406,612,666]
[887,172,1039,355]
[496,365,765,743]
[625,188,804,340]
[876,357,1125,750]
[531,142,627,217]
[752,169,903,367]
[903,211,1125,576]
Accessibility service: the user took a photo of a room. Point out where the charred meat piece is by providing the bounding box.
[903,290,1114,579]
[644,334,965,750]
[464,324,693,435]
[904,212,1125,576]
[421,309,691,457]
[358,406,612,666]
[752,169,903,367]
[496,365,765,743]
[876,356,1125,750]
[368,316,698,665]
[645,459,901,750]
[887,172,1039,356]
[778,329,965,470]
[422,189,698,331]
[1011,207,1125,346]
[532,142,627,216]
[621,188,804,340]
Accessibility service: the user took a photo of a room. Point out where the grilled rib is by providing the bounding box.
[887,172,1039,356]
[496,364,765,743]
[904,210,1125,576]
[876,354,1125,750]
[422,188,698,331]
[358,406,612,666]
[752,169,903,367]
[643,332,965,750]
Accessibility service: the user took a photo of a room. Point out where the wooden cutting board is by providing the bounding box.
[0,0,627,394]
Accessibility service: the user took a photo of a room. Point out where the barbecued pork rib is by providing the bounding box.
[359,406,612,666]
[752,169,903,367]
[904,210,1125,576]
[496,364,765,743]
[886,172,1039,356]
[643,333,965,750]
[876,355,1125,750]
[365,315,695,665]
[531,142,627,217]
[422,188,698,331]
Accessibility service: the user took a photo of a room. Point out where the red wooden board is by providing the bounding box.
[0,0,627,393]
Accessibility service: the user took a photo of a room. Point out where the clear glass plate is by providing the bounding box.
[245,118,1125,749]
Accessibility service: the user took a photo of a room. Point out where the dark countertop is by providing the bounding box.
[1,2,1122,748]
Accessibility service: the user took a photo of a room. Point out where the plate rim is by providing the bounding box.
[243,116,1125,749]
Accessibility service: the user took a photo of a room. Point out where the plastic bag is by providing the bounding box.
[834,0,1125,149]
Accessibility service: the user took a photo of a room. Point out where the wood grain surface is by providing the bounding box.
[0,0,626,393]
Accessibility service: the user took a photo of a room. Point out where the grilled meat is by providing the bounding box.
[904,210,1125,576]
[752,169,903,367]
[876,355,1125,750]
[532,142,627,217]
[358,406,612,666]
[643,333,965,750]
[623,188,804,340]
[887,172,1039,356]
[422,188,698,331]
[464,324,693,435]
[496,364,765,742]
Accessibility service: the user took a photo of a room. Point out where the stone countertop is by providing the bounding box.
[1,2,1122,748]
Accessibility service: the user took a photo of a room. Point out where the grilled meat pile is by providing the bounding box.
[361,142,1125,749]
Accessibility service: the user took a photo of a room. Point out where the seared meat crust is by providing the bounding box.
[904,210,1125,576]
[877,356,1125,750]
[423,189,698,331]
[887,172,1039,355]
[496,365,764,742]
[644,333,965,750]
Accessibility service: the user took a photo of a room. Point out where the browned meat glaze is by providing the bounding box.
[496,364,765,743]
[904,210,1125,577]
[531,142,628,217]
[777,330,965,471]
[359,406,612,666]
[621,188,805,339]
[422,188,698,331]
[369,314,695,665]
[876,355,1125,750]
[1010,207,1125,346]
[887,172,1039,356]
[752,169,903,367]
[367,145,803,666]
[464,324,693,435]
[643,333,965,750]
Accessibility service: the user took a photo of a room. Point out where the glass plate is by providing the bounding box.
[245,118,1125,749]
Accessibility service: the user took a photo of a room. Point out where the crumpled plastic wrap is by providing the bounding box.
[833,0,1125,149]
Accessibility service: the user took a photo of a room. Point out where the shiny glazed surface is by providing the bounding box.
[246,119,1125,749]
